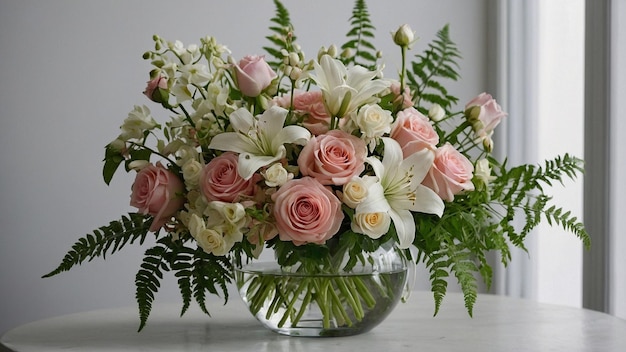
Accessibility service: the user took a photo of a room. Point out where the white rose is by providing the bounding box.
[355,104,393,139]
[208,201,246,226]
[262,163,293,187]
[428,104,445,122]
[188,213,230,256]
[182,159,203,188]
[351,212,391,239]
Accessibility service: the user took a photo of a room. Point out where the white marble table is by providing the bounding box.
[2,291,626,352]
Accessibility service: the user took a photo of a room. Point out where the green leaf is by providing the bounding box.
[103,145,125,185]
[42,213,153,278]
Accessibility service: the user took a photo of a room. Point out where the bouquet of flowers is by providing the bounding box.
[44,0,589,334]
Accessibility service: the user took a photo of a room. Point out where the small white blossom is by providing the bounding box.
[262,163,293,187]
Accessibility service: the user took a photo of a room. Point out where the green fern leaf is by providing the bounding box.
[340,0,379,70]
[42,213,153,278]
[262,0,296,71]
[409,24,461,113]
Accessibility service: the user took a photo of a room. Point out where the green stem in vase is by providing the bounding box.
[352,276,376,308]
[278,278,309,328]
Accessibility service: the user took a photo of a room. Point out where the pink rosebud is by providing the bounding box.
[143,75,168,103]
[390,82,414,109]
[272,177,344,245]
[234,55,277,97]
[297,130,367,186]
[390,107,439,157]
[199,152,261,203]
[464,92,507,139]
[422,143,475,202]
[130,163,185,232]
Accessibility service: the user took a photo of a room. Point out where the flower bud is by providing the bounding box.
[327,44,338,58]
[428,104,445,121]
[392,24,415,47]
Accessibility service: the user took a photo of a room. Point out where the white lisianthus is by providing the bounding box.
[262,163,293,187]
[182,159,203,189]
[428,103,445,122]
[342,176,377,208]
[354,104,393,150]
[120,105,158,140]
[127,160,150,171]
[351,212,391,239]
[474,159,496,186]
[179,63,213,86]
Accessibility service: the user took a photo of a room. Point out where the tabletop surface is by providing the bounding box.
[2,291,626,352]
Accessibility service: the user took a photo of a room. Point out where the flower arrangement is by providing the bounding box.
[44,0,589,333]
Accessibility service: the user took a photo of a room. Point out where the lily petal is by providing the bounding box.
[275,125,311,148]
[389,208,416,249]
[237,150,285,180]
[229,108,254,133]
[402,148,435,184]
[355,181,390,214]
[208,132,257,154]
[410,185,444,216]
[258,106,288,138]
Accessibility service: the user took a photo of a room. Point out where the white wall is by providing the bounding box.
[535,0,585,307]
[0,0,489,335]
[610,0,626,320]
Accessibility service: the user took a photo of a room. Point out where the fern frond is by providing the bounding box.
[42,213,153,278]
[489,154,589,250]
[263,0,296,70]
[191,249,232,315]
[135,238,172,331]
[424,250,449,316]
[340,0,379,70]
[408,24,461,114]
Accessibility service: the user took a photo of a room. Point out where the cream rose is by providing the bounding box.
[130,163,185,232]
[351,212,391,239]
[271,177,344,245]
[354,104,393,149]
[297,130,367,186]
[422,143,475,202]
[182,159,203,189]
[342,176,376,208]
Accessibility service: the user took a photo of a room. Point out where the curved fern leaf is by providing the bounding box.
[42,213,153,278]
[263,0,296,71]
[408,24,461,114]
[136,239,171,331]
[340,0,379,70]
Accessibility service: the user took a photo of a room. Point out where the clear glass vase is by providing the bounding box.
[234,244,408,337]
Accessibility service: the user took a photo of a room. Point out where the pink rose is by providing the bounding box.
[464,92,507,138]
[200,152,260,202]
[272,177,344,245]
[390,107,439,157]
[234,55,277,97]
[390,82,414,109]
[294,91,332,135]
[130,163,185,232]
[422,143,475,202]
[297,130,367,186]
[143,75,168,103]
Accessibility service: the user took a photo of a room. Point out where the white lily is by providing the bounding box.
[309,55,390,118]
[208,106,310,180]
[356,137,444,248]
